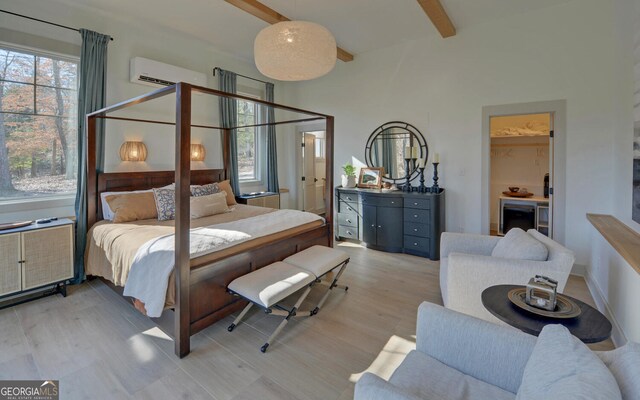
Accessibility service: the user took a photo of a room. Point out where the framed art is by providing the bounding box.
[358,167,385,189]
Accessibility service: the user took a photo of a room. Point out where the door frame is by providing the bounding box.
[481,100,566,245]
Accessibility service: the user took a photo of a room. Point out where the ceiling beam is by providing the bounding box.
[225,0,354,62]
[416,0,456,38]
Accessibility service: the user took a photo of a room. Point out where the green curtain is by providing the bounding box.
[218,69,239,195]
[74,29,110,282]
[265,83,279,192]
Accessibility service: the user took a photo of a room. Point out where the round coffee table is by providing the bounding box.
[481,284,612,343]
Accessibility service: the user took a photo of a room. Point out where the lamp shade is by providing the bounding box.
[119,141,147,161]
[254,21,337,81]
[190,144,206,161]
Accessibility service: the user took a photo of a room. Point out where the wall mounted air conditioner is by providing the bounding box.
[130,57,207,88]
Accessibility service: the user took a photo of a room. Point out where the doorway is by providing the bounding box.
[298,130,326,214]
[489,113,553,238]
[481,100,566,244]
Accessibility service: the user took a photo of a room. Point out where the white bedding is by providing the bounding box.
[122,209,324,317]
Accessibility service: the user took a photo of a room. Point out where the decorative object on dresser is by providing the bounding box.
[0,218,74,309]
[357,167,384,189]
[364,121,428,190]
[235,191,281,209]
[335,187,445,260]
[341,163,357,188]
[431,152,440,192]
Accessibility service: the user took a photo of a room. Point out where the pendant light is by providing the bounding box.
[254,21,337,81]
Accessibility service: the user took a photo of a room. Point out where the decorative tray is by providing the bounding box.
[508,288,581,319]
[0,220,33,231]
[502,191,534,198]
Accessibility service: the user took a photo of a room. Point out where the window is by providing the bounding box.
[0,44,78,201]
[236,96,259,182]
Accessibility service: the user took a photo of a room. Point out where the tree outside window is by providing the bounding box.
[0,46,78,200]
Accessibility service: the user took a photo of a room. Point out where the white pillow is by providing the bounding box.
[492,228,549,261]
[190,192,229,219]
[517,325,621,400]
[596,343,640,400]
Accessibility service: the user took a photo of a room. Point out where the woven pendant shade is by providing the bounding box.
[254,21,337,81]
[119,141,147,161]
[190,144,206,161]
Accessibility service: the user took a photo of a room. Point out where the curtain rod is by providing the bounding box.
[213,67,269,85]
[0,9,114,41]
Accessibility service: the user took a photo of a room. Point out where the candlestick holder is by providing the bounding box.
[431,162,440,193]
[418,167,427,193]
[403,158,412,192]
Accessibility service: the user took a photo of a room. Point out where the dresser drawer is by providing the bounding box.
[404,221,430,238]
[404,208,430,222]
[338,213,358,227]
[339,201,359,214]
[338,192,359,203]
[404,235,430,253]
[405,197,431,210]
[361,195,402,208]
[338,225,358,239]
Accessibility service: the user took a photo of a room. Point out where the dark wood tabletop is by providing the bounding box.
[481,284,612,343]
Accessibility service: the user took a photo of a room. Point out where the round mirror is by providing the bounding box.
[365,121,428,183]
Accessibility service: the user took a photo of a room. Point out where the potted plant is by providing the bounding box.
[341,164,357,188]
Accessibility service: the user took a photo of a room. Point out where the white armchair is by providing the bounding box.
[439,229,575,324]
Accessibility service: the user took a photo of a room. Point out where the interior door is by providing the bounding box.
[548,113,554,238]
[303,133,317,212]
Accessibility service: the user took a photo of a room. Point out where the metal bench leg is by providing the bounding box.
[228,302,253,332]
[261,285,312,353]
[312,261,349,315]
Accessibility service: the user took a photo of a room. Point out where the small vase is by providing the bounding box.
[342,175,356,188]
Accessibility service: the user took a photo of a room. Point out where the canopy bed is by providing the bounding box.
[84,82,334,358]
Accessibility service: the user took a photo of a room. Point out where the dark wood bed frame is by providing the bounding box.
[86,83,334,358]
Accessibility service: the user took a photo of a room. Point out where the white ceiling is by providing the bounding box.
[53,0,573,60]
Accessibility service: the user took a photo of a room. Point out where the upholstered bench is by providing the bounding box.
[227,245,349,352]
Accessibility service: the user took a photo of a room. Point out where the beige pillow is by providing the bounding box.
[105,192,158,223]
[217,180,237,206]
[190,192,229,219]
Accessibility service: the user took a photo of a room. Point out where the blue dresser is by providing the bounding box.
[335,187,445,260]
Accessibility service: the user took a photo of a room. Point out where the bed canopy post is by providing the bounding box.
[325,116,335,245]
[174,82,192,358]
[87,115,98,229]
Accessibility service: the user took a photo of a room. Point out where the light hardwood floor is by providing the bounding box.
[0,242,613,399]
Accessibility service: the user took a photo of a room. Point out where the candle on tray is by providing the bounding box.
[433,153,440,163]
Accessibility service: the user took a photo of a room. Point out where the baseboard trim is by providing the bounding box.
[570,263,586,276]
[584,269,627,347]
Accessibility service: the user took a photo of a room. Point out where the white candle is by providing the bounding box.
[405,146,411,159]
[433,153,440,163]
[411,146,418,159]
[418,158,425,168]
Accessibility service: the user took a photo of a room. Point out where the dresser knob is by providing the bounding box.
[391,201,395,204]
[414,202,418,205]
[414,214,418,218]
[414,228,418,232]
[414,242,418,246]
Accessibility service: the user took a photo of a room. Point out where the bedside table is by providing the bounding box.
[0,218,74,309]
[236,192,280,209]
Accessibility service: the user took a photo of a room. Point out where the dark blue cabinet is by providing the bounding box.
[335,187,445,260]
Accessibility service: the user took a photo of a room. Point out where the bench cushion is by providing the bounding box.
[284,245,349,277]
[228,262,315,308]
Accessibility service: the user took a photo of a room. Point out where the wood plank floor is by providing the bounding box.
[0,242,613,399]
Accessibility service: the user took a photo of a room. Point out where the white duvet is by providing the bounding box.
[123,209,324,317]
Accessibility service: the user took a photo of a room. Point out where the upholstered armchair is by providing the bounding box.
[439,229,575,324]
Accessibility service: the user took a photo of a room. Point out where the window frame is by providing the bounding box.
[235,90,266,186]
[0,41,80,205]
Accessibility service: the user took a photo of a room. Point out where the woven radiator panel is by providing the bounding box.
[22,225,74,290]
[0,233,21,296]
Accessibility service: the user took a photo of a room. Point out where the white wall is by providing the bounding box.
[288,0,621,267]
[0,0,300,221]
[585,0,640,345]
